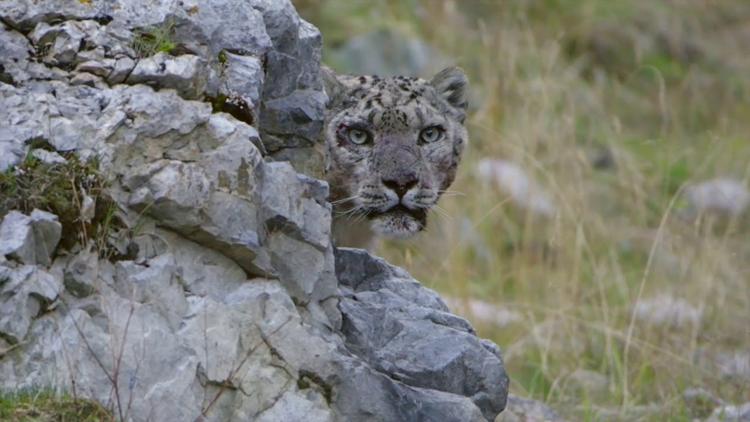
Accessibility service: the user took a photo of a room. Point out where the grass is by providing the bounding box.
[296,0,750,420]
[0,390,111,421]
[132,20,177,58]
[0,149,124,258]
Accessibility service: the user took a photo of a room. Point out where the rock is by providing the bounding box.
[714,350,750,384]
[707,403,750,422]
[685,178,750,218]
[565,369,609,397]
[0,264,62,343]
[107,56,136,84]
[76,59,115,78]
[444,296,523,328]
[496,394,566,422]
[30,149,67,165]
[330,28,449,77]
[32,20,104,67]
[0,21,33,85]
[336,248,509,420]
[259,89,328,152]
[114,255,188,330]
[632,295,702,329]
[683,387,723,419]
[0,210,62,266]
[217,52,264,122]
[62,248,100,298]
[255,390,333,422]
[127,52,209,100]
[476,159,556,218]
[70,71,104,87]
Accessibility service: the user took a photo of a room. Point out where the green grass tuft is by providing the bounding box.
[0,390,111,422]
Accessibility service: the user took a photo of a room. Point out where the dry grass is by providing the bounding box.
[297,0,750,420]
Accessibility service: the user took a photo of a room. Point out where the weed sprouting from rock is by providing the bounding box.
[0,152,124,258]
[132,21,178,58]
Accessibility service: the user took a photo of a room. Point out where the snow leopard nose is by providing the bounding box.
[382,176,418,199]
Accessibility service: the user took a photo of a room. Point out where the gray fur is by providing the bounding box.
[323,67,469,247]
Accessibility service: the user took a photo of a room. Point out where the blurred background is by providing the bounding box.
[295,1,750,420]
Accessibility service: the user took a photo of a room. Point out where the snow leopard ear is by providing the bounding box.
[430,66,469,117]
[322,66,347,108]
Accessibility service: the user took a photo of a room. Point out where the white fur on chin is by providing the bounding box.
[370,214,422,239]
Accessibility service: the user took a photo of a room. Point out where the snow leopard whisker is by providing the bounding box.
[331,195,360,205]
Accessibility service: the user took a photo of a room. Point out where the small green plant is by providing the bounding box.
[218,49,228,65]
[132,21,177,58]
[0,390,111,421]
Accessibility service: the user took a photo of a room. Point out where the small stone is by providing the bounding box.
[80,193,96,223]
[443,296,522,328]
[0,265,62,343]
[496,394,565,422]
[63,248,99,298]
[707,402,750,422]
[633,295,702,329]
[30,149,67,165]
[108,56,136,84]
[714,351,750,384]
[476,159,556,218]
[70,72,103,87]
[566,369,609,395]
[0,210,62,266]
[685,178,750,218]
[76,59,115,77]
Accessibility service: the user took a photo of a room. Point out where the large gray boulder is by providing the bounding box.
[0,0,509,420]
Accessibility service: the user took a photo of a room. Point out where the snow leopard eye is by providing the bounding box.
[347,128,371,145]
[419,126,444,144]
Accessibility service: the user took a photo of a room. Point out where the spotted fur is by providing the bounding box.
[323,66,469,248]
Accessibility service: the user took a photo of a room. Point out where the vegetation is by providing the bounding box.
[0,390,111,421]
[297,0,750,420]
[132,21,177,58]
[0,148,123,257]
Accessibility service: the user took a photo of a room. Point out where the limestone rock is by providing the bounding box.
[60,251,98,299]
[30,149,67,165]
[0,210,62,266]
[127,52,209,99]
[0,264,62,343]
[336,248,509,420]
[217,52,264,122]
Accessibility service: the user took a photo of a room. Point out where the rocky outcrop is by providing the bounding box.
[0,0,508,421]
